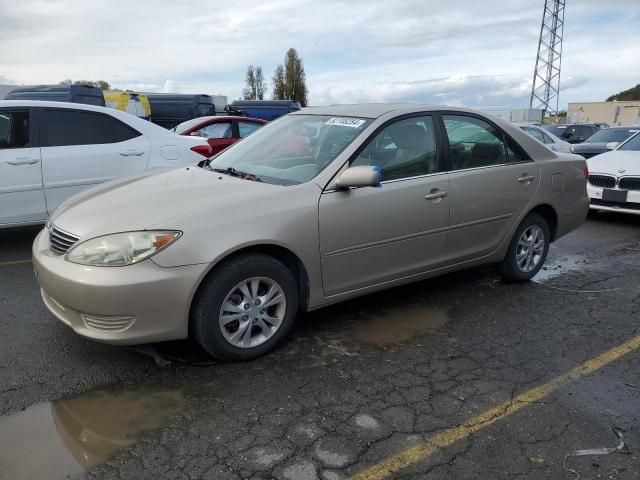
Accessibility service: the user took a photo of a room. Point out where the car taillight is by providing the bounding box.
[583,166,589,179]
[191,144,212,158]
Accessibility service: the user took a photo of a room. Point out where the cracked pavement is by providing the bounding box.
[1,211,639,479]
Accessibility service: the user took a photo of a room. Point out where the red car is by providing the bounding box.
[173,116,267,155]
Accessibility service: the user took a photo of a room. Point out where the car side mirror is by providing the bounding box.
[335,166,381,189]
[606,142,619,150]
[189,131,202,137]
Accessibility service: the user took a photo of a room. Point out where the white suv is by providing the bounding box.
[0,100,211,227]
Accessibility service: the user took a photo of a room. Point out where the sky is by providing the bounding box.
[1,0,639,109]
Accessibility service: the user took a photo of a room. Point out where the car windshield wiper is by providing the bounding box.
[212,167,262,182]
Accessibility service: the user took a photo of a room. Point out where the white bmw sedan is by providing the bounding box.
[587,132,640,215]
[0,100,211,228]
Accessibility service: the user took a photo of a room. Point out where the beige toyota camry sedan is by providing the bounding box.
[33,105,589,360]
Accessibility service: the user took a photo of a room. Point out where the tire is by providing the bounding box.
[190,253,299,361]
[499,213,550,282]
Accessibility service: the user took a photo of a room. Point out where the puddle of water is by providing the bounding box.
[533,254,589,283]
[0,388,184,480]
[346,306,449,345]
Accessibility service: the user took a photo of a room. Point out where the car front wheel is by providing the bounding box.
[499,213,550,282]
[190,253,299,361]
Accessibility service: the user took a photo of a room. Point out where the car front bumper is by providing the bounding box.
[587,184,640,215]
[32,228,209,345]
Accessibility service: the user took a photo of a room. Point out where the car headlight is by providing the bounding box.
[65,231,181,266]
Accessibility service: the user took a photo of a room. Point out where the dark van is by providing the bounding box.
[226,100,301,121]
[5,84,105,106]
[146,94,216,129]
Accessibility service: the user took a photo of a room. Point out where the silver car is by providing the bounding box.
[518,124,572,153]
[33,105,589,360]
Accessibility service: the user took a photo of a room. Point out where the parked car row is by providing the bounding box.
[5,84,300,128]
[32,104,590,360]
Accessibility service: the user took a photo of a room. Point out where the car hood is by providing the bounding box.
[50,167,285,238]
[587,150,640,176]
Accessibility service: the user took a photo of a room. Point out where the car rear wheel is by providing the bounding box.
[190,253,299,361]
[499,213,550,282]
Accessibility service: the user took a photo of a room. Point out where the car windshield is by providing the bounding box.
[205,114,372,185]
[585,128,640,143]
[619,132,640,151]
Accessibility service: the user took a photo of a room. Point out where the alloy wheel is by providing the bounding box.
[515,225,545,273]
[218,277,287,348]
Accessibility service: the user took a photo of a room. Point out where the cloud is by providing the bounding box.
[0,0,638,108]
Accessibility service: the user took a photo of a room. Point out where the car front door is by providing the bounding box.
[442,113,539,263]
[319,115,450,296]
[197,121,234,155]
[0,108,47,226]
[39,107,151,213]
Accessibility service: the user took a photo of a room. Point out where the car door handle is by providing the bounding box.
[425,189,448,200]
[6,158,39,165]
[119,150,145,156]
[518,175,535,183]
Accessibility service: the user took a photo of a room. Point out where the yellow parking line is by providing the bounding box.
[0,259,32,267]
[351,334,640,480]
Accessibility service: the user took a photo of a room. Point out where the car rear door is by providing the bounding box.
[319,114,450,296]
[441,113,539,263]
[0,108,47,225]
[38,107,151,213]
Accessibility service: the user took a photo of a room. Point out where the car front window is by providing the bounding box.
[619,133,640,151]
[207,114,372,185]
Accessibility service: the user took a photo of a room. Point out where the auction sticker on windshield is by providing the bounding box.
[325,117,367,128]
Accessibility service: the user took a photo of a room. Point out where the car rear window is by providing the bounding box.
[43,109,140,147]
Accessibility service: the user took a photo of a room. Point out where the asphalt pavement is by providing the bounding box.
[0,212,639,480]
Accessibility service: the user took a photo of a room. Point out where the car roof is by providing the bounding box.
[0,99,113,112]
[292,103,481,119]
[0,99,178,136]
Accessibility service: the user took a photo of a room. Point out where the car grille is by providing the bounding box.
[49,225,80,255]
[619,177,640,191]
[588,175,616,188]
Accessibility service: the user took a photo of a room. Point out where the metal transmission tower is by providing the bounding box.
[530,0,565,116]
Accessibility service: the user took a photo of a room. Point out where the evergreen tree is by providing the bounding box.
[272,48,308,106]
[272,64,286,101]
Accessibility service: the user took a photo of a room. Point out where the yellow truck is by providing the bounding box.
[103,91,152,121]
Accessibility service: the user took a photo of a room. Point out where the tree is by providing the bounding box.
[242,66,267,100]
[272,64,286,101]
[607,84,640,102]
[255,67,266,100]
[272,48,308,106]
